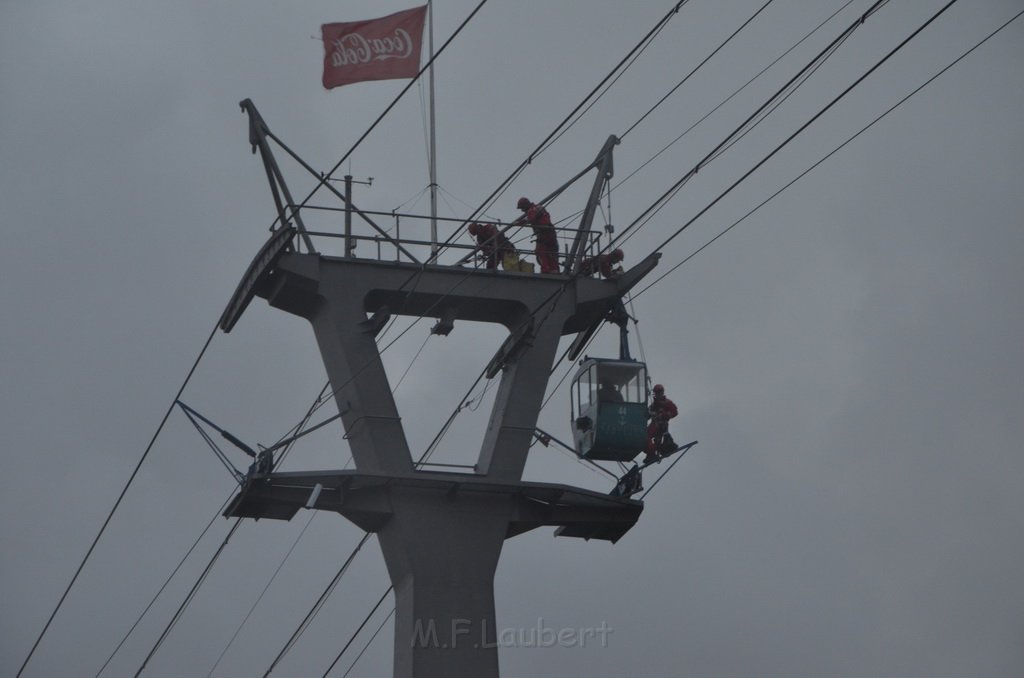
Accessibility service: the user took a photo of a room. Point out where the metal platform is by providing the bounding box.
[225,469,643,543]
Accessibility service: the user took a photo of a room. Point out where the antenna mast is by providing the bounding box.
[428,0,439,255]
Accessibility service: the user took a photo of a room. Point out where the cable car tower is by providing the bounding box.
[220,101,661,678]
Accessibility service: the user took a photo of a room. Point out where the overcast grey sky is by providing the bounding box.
[2,0,1023,676]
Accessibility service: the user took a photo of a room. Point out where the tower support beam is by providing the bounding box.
[226,249,658,676]
[379,488,506,678]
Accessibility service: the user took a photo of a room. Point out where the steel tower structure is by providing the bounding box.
[219,101,659,677]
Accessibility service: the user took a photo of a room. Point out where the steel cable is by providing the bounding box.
[16,321,220,677]
[634,5,1024,299]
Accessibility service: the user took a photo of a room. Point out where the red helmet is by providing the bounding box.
[517,197,531,210]
[468,222,480,235]
[653,384,664,394]
[611,248,624,261]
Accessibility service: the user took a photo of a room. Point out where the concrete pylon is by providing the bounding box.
[224,249,658,677]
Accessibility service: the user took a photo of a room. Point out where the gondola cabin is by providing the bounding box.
[570,357,648,462]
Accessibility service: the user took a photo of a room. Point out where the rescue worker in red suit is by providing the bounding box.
[579,248,625,279]
[644,383,678,463]
[468,222,514,270]
[516,197,559,274]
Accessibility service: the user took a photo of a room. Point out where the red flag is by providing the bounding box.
[321,5,427,90]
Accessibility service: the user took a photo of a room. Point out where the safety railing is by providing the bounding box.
[292,205,614,274]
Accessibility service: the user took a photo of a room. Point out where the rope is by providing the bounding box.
[16,320,219,678]
[259,8,1023,675]
[392,333,433,393]
[205,512,320,677]
[178,403,245,483]
[535,0,695,157]
[626,294,648,367]
[339,607,395,677]
[621,0,777,140]
[263,534,374,676]
[635,6,1024,298]
[607,0,892,255]
[111,380,337,674]
[424,0,696,261]
[139,8,1024,675]
[134,519,243,676]
[616,0,857,195]
[646,0,959,258]
[320,587,393,677]
[93,493,234,677]
[639,441,698,500]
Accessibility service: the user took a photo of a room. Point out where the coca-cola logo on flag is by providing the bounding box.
[322,5,427,90]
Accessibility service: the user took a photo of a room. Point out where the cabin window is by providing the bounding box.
[594,363,646,404]
[621,367,645,403]
[579,365,597,409]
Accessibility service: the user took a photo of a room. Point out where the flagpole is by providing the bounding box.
[427,0,438,257]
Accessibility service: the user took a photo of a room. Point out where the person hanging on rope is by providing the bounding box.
[579,248,625,279]
[644,383,678,464]
[516,197,559,274]
[467,222,516,270]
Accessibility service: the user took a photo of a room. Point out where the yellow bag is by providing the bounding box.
[501,253,535,273]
